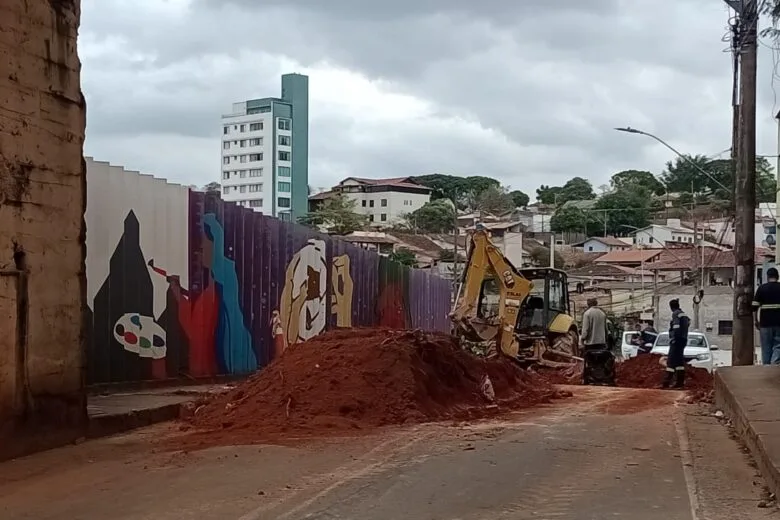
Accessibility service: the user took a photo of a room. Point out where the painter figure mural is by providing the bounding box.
[149,213,257,376]
[88,211,188,383]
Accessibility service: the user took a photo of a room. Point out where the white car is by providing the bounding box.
[650,331,717,373]
[620,330,657,359]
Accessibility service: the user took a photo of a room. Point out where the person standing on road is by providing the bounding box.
[753,267,780,365]
[663,299,690,389]
[580,298,615,386]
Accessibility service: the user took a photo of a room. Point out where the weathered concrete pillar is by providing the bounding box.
[0,0,87,459]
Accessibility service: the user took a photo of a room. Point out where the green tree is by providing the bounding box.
[661,155,775,203]
[476,186,515,215]
[413,174,500,210]
[594,185,652,235]
[610,170,665,196]
[550,206,600,235]
[560,177,596,202]
[389,248,417,267]
[536,185,563,204]
[536,177,595,205]
[203,181,221,193]
[298,194,367,235]
[508,189,530,208]
[407,199,455,233]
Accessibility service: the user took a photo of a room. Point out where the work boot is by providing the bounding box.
[661,370,674,389]
[673,370,685,389]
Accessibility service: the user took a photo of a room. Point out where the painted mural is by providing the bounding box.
[85,160,452,385]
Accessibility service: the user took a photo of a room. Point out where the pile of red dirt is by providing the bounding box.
[616,354,714,402]
[176,328,569,448]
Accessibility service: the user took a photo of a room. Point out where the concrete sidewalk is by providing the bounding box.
[715,365,780,497]
[87,384,231,439]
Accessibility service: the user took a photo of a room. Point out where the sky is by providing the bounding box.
[80,0,780,197]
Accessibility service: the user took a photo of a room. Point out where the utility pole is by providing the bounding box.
[732,0,758,366]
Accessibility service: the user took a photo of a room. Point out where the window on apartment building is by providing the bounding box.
[240,124,246,132]
[249,169,262,177]
[222,172,230,180]
[250,199,262,208]
[223,141,230,150]
[249,184,262,192]
[280,212,291,221]
[240,155,247,163]
[223,186,229,194]
[649,236,654,243]
[718,320,733,335]
[278,166,291,177]
[278,135,291,146]
[278,197,291,208]
[369,214,374,222]
[249,138,262,146]
[381,199,387,207]
[278,151,290,161]
[278,118,291,131]
[239,185,247,193]
[369,200,375,208]
[380,214,387,222]
[362,200,367,207]
[249,153,263,161]
[278,182,291,192]
[223,126,230,135]
[222,157,230,165]
[240,170,247,178]
[240,140,247,147]
[249,122,263,131]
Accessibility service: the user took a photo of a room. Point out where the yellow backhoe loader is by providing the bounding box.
[450,224,581,368]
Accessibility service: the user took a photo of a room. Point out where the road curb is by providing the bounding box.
[87,402,187,439]
[714,369,780,497]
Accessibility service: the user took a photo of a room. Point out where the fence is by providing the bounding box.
[84,159,452,385]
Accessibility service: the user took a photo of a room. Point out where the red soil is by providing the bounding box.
[535,353,714,403]
[176,329,569,449]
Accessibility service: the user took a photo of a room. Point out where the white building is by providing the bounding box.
[312,177,432,228]
[633,218,695,248]
[573,236,632,253]
[220,73,309,221]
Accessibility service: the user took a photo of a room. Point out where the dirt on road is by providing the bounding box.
[178,329,571,449]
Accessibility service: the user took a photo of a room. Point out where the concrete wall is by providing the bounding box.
[0,0,87,458]
[86,165,453,385]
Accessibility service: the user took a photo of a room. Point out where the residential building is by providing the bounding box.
[311,177,431,228]
[632,218,695,248]
[573,236,632,253]
[220,73,309,220]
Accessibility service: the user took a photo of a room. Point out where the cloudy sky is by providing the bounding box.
[80,0,780,196]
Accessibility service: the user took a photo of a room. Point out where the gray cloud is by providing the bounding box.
[80,0,780,195]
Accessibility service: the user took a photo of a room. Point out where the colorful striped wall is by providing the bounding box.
[84,160,452,385]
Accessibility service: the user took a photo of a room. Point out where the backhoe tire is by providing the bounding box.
[552,329,580,358]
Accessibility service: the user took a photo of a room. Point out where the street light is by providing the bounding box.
[614,127,729,193]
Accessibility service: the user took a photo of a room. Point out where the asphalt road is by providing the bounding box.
[0,387,771,520]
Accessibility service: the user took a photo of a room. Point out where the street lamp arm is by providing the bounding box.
[614,127,729,193]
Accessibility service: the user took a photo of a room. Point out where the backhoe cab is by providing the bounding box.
[451,226,580,368]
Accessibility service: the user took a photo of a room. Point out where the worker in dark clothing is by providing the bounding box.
[753,267,780,365]
[663,299,690,389]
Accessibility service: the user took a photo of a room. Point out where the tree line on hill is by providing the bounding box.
[297,155,777,237]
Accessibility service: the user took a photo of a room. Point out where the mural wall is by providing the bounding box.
[85,160,452,385]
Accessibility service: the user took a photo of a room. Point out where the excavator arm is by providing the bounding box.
[450,227,533,358]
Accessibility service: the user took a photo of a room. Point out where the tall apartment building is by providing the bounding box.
[220,73,309,220]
